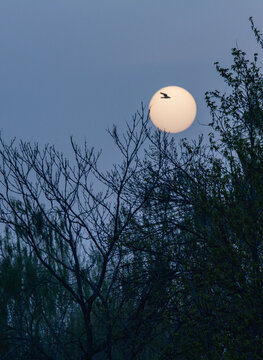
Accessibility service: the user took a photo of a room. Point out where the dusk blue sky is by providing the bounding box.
[1,1,263,164]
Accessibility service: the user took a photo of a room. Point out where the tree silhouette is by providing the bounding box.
[1,18,263,360]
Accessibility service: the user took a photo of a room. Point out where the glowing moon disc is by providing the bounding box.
[149,86,197,133]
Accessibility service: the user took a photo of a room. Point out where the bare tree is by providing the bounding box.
[0,107,160,360]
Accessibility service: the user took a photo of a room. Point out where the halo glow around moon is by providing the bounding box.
[149,86,197,133]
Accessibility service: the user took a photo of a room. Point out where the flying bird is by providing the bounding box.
[160,92,171,99]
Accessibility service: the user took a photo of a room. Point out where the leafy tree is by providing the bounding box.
[121,17,263,359]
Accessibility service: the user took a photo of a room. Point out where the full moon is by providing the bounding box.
[149,86,197,133]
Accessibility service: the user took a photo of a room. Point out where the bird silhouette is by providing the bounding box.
[160,92,171,99]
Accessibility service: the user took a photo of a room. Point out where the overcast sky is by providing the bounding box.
[0,1,263,163]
